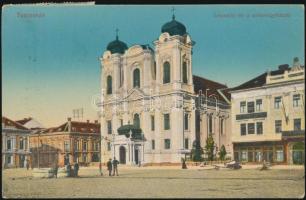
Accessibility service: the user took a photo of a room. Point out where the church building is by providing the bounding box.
[99,14,232,165]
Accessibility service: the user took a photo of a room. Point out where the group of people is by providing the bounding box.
[106,157,119,176]
[65,162,79,177]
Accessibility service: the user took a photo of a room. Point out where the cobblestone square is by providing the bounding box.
[2,166,305,198]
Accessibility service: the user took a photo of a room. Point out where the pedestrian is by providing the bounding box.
[112,157,119,176]
[74,162,79,177]
[66,163,71,177]
[54,163,59,178]
[107,158,112,176]
[99,162,103,176]
[26,159,30,170]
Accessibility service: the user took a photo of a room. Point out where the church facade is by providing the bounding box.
[99,15,232,165]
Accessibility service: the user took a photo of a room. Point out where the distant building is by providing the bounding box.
[29,118,100,167]
[16,117,45,131]
[230,58,304,164]
[2,117,31,168]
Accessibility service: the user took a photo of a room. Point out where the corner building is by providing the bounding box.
[100,15,231,165]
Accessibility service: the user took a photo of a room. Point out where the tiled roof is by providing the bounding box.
[229,66,304,92]
[2,117,30,131]
[16,117,32,125]
[193,75,230,102]
[39,121,100,134]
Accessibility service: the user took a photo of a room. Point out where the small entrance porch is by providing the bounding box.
[112,124,145,166]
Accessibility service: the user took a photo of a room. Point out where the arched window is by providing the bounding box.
[107,76,112,94]
[183,61,188,84]
[163,61,170,84]
[133,113,140,128]
[133,68,140,88]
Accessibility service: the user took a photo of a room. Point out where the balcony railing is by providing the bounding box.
[236,112,267,120]
[282,130,305,138]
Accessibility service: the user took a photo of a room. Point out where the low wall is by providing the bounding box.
[32,167,67,178]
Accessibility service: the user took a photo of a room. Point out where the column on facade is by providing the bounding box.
[172,43,181,90]
[113,55,121,93]
[143,53,152,94]
[155,51,160,92]
[171,95,184,162]
[188,53,193,85]
[154,108,162,163]
[190,108,196,150]
[142,110,151,164]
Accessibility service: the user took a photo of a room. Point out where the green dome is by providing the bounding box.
[106,36,128,54]
[161,15,187,36]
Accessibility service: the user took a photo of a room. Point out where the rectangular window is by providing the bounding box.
[209,115,213,134]
[256,99,262,111]
[74,141,79,151]
[248,123,255,134]
[83,141,87,151]
[107,142,111,151]
[152,140,155,150]
[64,141,70,152]
[293,94,301,107]
[294,118,301,131]
[240,101,246,113]
[240,124,246,136]
[256,122,263,134]
[274,96,282,109]
[184,138,189,149]
[19,138,24,150]
[107,120,112,134]
[164,114,170,130]
[164,139,171,149]
[241,151,248,161]
[276,147,284,162]
[151,115,155,131]
[184,113,189,130]
[275,120,282,133]
[247,102,255,113]
[7,155,12,164]
[7,139,12,150]
[220,119,224,135]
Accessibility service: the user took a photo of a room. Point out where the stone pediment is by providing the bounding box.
[124,88,146,101]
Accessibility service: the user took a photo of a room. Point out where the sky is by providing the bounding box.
[2,4,305,127]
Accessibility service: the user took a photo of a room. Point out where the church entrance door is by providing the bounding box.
[134,149,139,165]
[119,146,126,164]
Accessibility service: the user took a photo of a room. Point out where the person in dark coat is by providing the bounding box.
[74,162,79,177]
[107,159,112,176]
[99,162,103,176]
[54,163,59,178]
[66,163,71,177]
[26,159,30,170]
[112,157,119,176]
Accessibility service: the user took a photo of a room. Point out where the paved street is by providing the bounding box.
[2,166,305,198]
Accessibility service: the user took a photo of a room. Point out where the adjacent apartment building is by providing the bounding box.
[99,14,232,165]
[29,118,101,167]
[2,117,31,168]
[230,58,304,164]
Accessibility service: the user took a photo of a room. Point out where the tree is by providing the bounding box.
[205,134,215,161]
[191,140,203,162]
[218,145,227,161]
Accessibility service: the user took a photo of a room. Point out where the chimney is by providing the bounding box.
[87,120,90,123]
[67,117,72,132]
[278,64,289,71]
[94,120,98,124]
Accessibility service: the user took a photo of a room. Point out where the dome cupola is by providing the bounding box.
[161,13,187,36]
[106,29,128,54]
